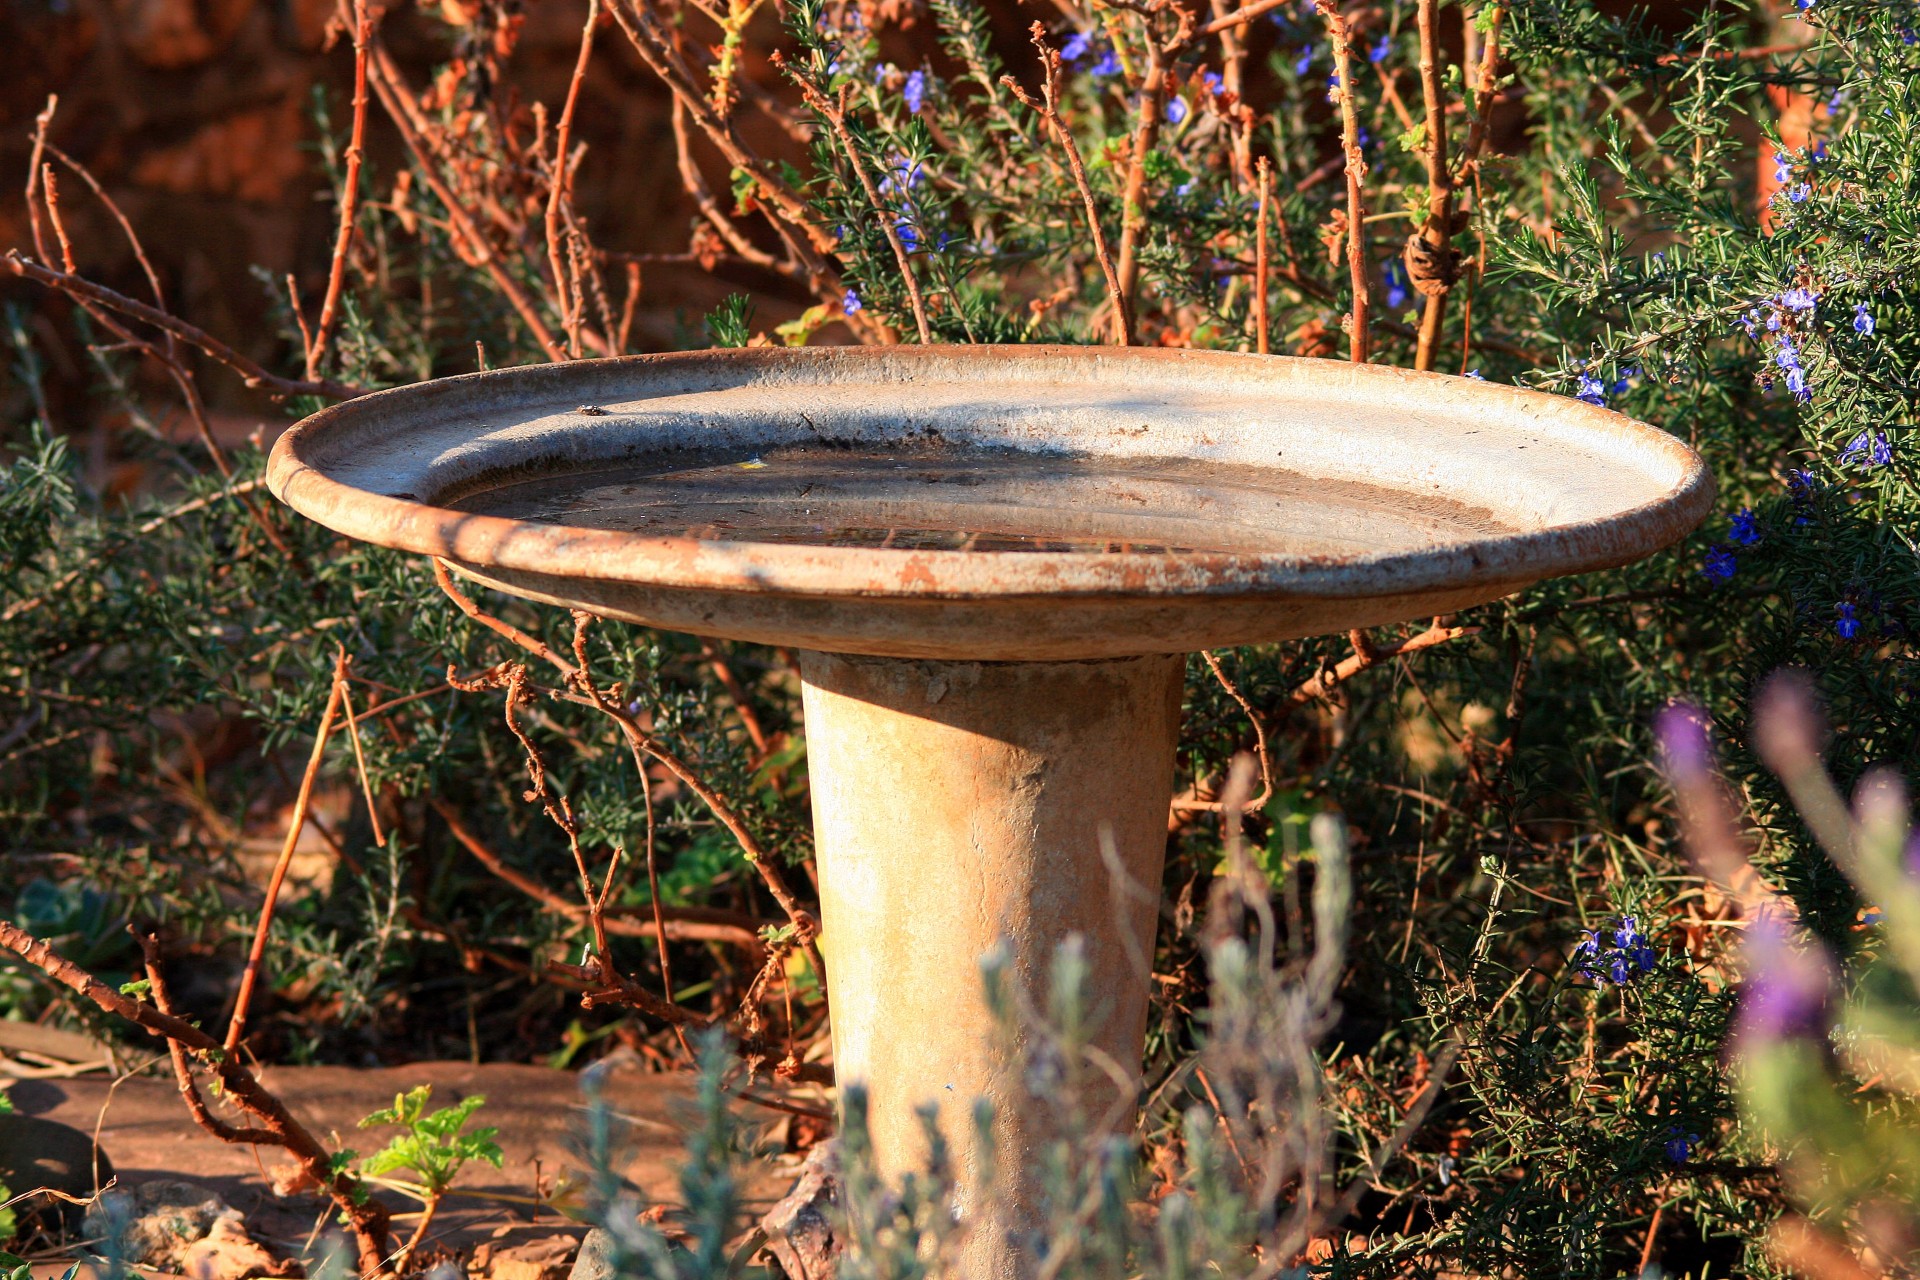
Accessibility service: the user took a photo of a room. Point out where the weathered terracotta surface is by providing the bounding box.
[267,346,1712,661]
[802,651,1183,1277]
[267,345,1712,1278]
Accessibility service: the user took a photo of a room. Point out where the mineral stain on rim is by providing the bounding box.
[266,345,1714,660]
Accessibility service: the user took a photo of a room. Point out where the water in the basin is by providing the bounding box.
[448,445,1513,556]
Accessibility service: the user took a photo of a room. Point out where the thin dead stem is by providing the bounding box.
[0,922,393,1275]
[1317,1,1371,362]
[547,0,600,357]
[1411,0,1457,371]
[791,70,932,344]
[309,0,374,380]
[227,648,348,1053]
[1005,24,1132,345]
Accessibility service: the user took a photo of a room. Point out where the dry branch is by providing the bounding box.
[309,0,375,380]
[227,649,348,1053]
[1316,1,1371,362]
[1004,25,1132,345]
[4,253,362,401]
[0,921,393,1276]
[1411,0,1458,372]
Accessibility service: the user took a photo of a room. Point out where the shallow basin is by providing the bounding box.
[270,346,1710,662]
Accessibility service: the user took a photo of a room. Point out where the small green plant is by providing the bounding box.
[353,1086,503,1269]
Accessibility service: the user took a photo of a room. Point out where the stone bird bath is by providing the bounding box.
[267,345,1711,1275]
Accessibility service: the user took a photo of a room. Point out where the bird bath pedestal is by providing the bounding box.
[268,347,1709,1277]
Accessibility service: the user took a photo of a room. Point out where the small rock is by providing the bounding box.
[83,1179,239,1268]
[760,1142,840,1280]
[479,1234,579,1280]
[179,1215,299,1280]
[0,1113,113,1229]
[566,1228,616,1280]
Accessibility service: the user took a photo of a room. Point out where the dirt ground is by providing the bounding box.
[5,1056,799,1277]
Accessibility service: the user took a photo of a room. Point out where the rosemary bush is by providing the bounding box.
[4,0,1919,1274]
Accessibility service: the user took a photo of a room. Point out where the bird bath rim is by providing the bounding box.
[266,345,1713,659]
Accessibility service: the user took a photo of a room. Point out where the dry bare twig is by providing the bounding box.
[1004,24,1133,345]
[1316,0,1372,362]
[226,648,348,1053]
[0,922,394,1275]
[308,0,376,380]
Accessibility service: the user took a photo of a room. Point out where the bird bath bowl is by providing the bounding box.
[268,345,1711,1274]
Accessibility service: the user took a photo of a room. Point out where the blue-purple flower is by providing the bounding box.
[1837,602,1861,640]
[1736,910,1831,1044]
[1203,70,1224,96]
[1091,49,1122,77]
[903,69,927,113]
[1385,260,1411,311]
[1575,372,1607,406]
[1664,1127,1701,1164]
[1854,302,1874,336]
[842,288,863,314]
[1840,430,1893,469]
[1294,45,1313,75]
[1702,545,1737,582]
[1571,914,1659,986]
[1369,34,1391,63]
[1165,95,1188,125]
[1061,30,1093,62]
[1729,508,1760,546]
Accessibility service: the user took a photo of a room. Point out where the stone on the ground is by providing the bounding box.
[760,1142,840,1280]
[565,1227,616,1280]
[0,1113,113,1228]
[473,1233,579,1280]
[179,1214,300,1280]
[82,1179,242,1267]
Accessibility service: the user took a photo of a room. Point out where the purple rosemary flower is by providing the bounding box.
[1840,430,1893,469]
[1729,508,1760,546]
[1385,260,1410,311]
[1655,702,1713,782]
[1735,910,1831,1044]
[1091,49,1122,77]
[842,289,862,314]
[1165,95,1189,124]
[1061,30,1093,62]
[1778,287,1818,312]
[1295,45,1313,75]
[1854,302,1874,336]
[1203,70,1224,95]
[1664,1127,1700,1164]
[1369,34,1391,63]
[1788,183,1812,203]
[878,157,922,195]
[1575,372,1607,406]
[903,69,927,113]
[1837,602,1860,639]
[1702,546,1737,582]
[1464,369,1485,380]
[896,218,920,252]
[1571,914,1660,986]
